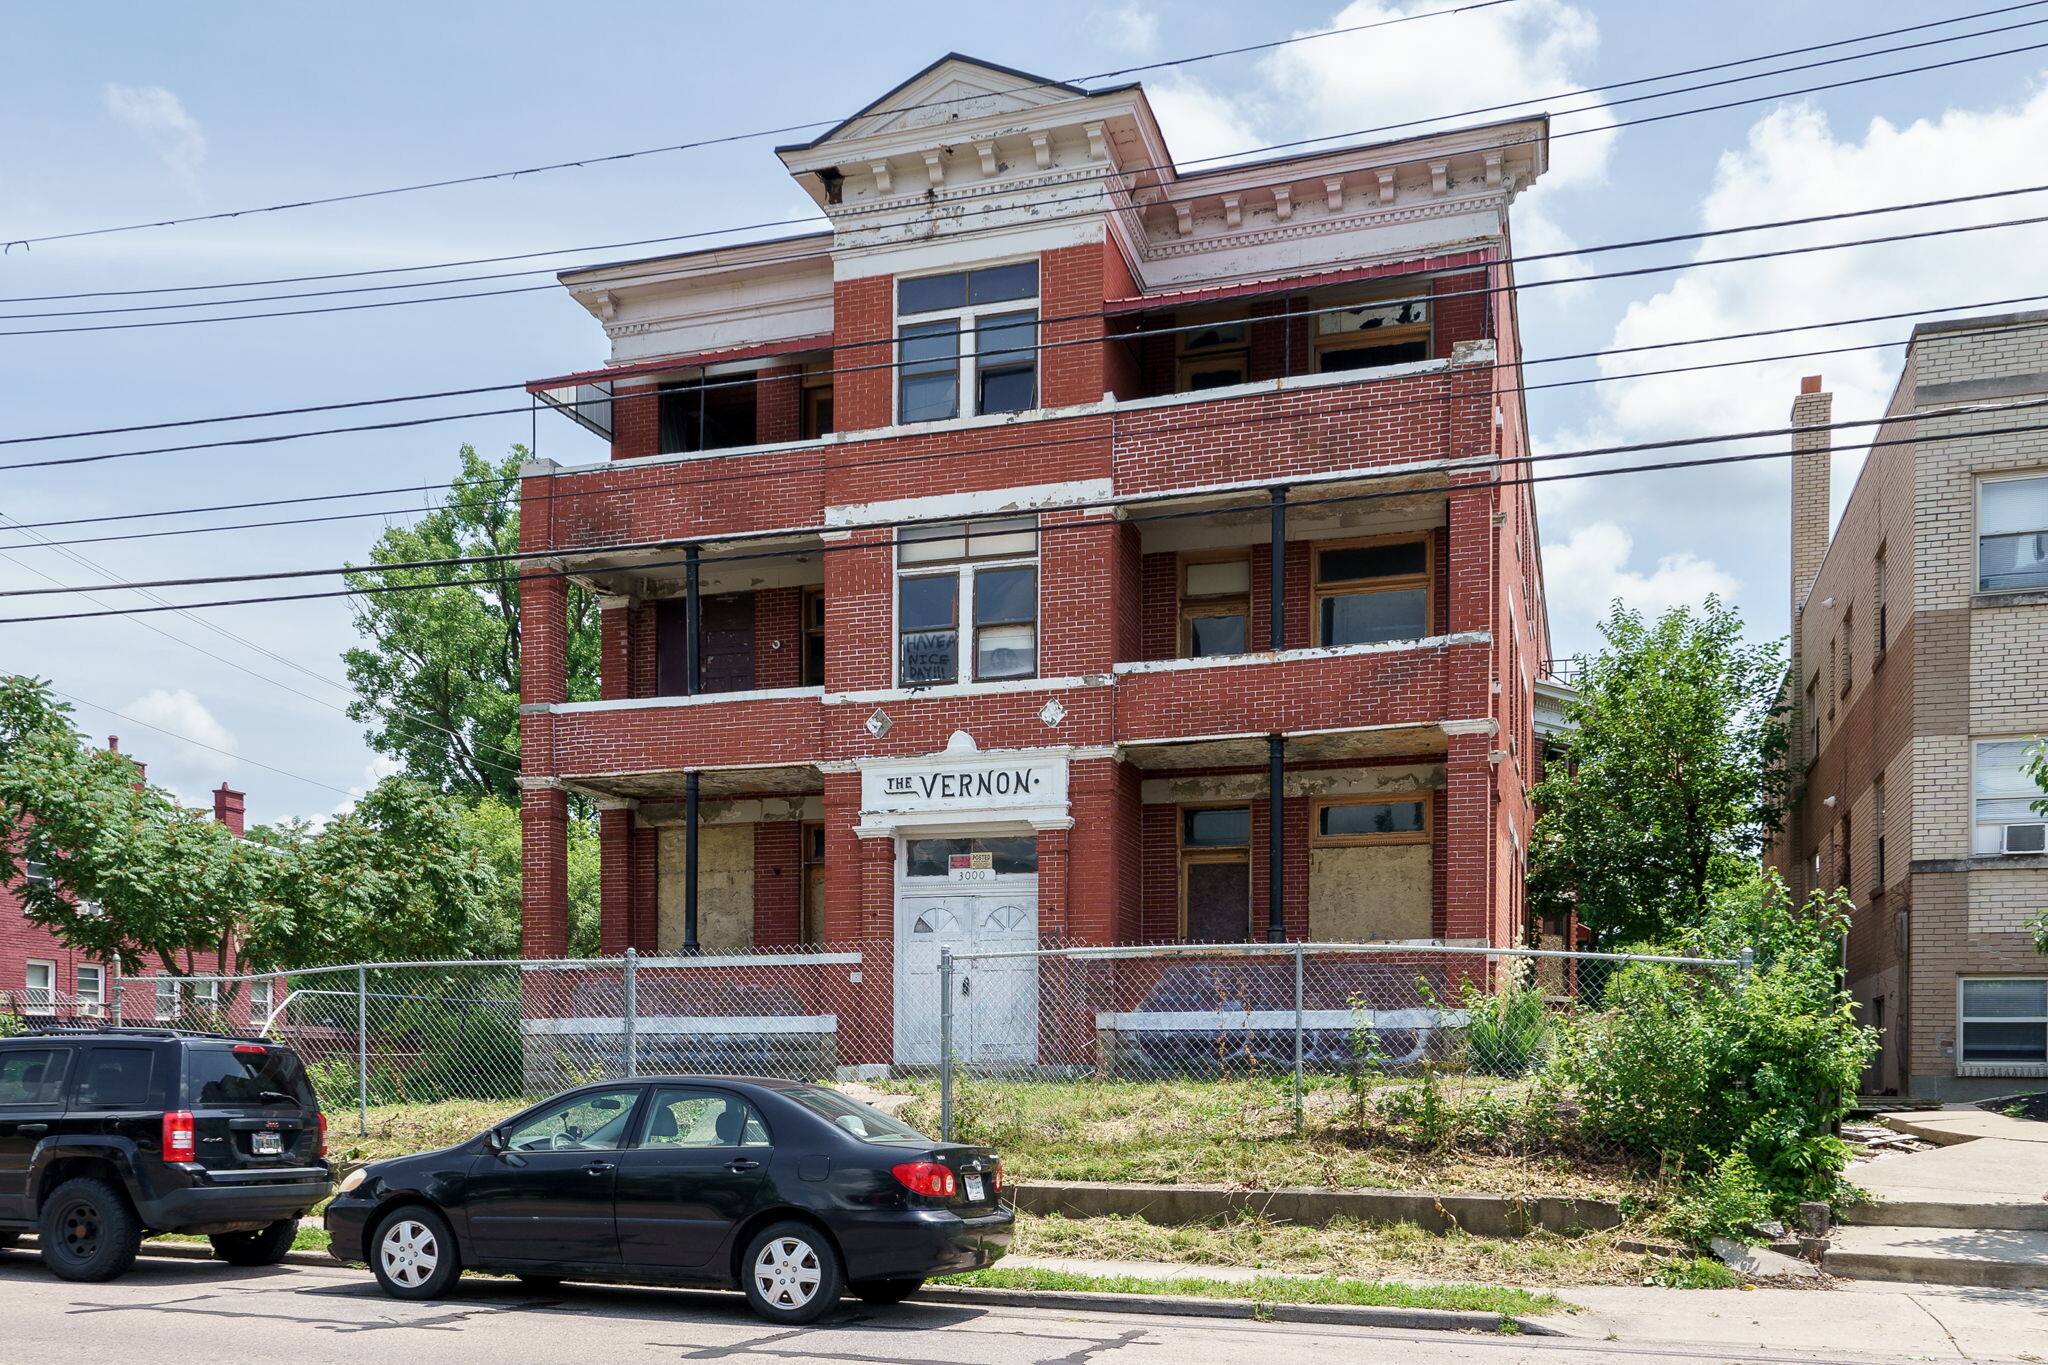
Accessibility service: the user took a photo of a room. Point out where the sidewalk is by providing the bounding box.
[1004,1253,2048,1358]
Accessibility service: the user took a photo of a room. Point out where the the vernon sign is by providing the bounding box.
[881,767,1041,801]
[859,735,1069,818]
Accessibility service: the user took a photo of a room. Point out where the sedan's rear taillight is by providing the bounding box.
[892,1161,958,1198]
[316,1112,328,1159]
[163,1110,196,1162]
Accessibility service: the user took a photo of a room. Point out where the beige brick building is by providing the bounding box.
[1781,311,2048,1100]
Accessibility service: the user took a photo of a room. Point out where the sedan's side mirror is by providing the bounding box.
[486,1127,511,1153]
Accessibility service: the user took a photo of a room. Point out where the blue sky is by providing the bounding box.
[3,1,2046,820]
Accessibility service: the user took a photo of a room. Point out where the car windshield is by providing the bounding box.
[185,1045,317,1108]
[782,1085,929,1143]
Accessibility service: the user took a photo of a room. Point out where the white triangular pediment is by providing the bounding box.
[829,57,1081,146]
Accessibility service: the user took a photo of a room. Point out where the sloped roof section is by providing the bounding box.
[777,53,1091,154]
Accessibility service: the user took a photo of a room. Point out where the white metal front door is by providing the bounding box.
[894,874,1038,1068]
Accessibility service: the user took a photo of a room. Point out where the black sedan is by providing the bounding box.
[323,1076,1011,1324]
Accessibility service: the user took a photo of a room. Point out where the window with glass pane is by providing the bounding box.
[1183,807,1251,848]
[896,518,1038,686]
[906,835,1037,876]
[896,262,1039,422]
[976,310,1037,413]
[1980,475,2048,592]
[899,575,958,685]
[974,566,1037,679]
[76,964,104,1005]
[1318,799,1427,842]
[1974,739,2047,854]
[1181,555,1250,658]
[503,1087,641,1152]
[899,321,961,423]
[1960,978,2048,1064]
[25,961,53,1009]
[1316,538,1430,645]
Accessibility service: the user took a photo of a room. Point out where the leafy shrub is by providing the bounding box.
[1465,982,1552,1077]
[1652,1152,1777,1246]
[1643,1256,1742,1290]
[0,1011,20,1037]
[1552,871,1874,1222]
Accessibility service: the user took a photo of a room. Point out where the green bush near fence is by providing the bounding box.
[1556,871,1873,1239]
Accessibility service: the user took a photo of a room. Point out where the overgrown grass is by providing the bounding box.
[316,1079,1656,1200]
[890,1077,1652,1199]
[937,1264,1563,1317]
[1013,1212,1649,1287]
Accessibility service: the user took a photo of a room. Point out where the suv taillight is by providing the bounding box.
[891,1162,958,1198]
[990,1161,1003,1192]
[316,1112,327,1159]
[163,1110,196,1162]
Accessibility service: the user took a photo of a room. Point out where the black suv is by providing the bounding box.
[0,1027,331,1281]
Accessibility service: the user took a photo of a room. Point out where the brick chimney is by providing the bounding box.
[213,783,246,837]
[1790,375,1834,617]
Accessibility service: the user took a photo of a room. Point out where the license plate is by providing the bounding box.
[252,1131,284,1156]
[964,1175,985,1202]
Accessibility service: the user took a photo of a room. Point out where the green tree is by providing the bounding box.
[342,445,599,804]
[458,796,601,958]
[1530,597,1792,946]
[0,676,497,981]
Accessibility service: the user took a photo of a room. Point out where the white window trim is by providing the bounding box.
[155,976,181,1021]
[1957,976,2048,1076]
[74,964,105,1005]
[24,960,55,1010]
[1971,736,2047,856]
[1977,470,2048,595]
[894,525,1041,690]
[895,266,1040,425]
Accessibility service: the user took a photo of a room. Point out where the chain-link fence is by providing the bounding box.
[11,940,1747,1184]
[920,941,1750,1165]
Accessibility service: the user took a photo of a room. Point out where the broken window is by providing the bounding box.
[1315,295,1429,372]
[1314,536,1431,646]
[1179,552,1250,657]
[1180,806,1251,943]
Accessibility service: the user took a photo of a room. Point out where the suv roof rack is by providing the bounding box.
[12,1024,268,1042]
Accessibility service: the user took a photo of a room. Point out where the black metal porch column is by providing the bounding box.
[683,769,701,954]
[684,544,702,695]
[1267,732,1286,942]
[1268,486,1287,651]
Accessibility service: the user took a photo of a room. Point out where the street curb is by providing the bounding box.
[16,1236,337,1270]
[918,1283,1563,1334]
[31,1239,1557,1332]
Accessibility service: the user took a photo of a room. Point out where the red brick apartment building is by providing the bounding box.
[2,742,258,1025]
[517,56,1555,1065]
[1777,312,2048,1101]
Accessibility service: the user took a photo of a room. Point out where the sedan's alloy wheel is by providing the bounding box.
[752,1235,823,1309]
[379,1219,440,1290]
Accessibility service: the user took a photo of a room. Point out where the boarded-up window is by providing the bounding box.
[1308,796,1431,942]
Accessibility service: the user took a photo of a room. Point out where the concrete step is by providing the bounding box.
[1839,1198,2048,1230]
[1824,1224,2048,1288]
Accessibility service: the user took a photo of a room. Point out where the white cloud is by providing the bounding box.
[1094,3,1160,57]
[118,688,239,779]
[324,753,403,822]
[1542,521,1739,640]
[101,83,206,193]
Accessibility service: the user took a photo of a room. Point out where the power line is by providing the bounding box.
[0,410,2026,627]
[44,686,355,798]
[3,392,2039,603]
[10,172,2043,448]
[0,1,1519,251]
[16,7,2048,324]
[0,511,527,771]
[8,28,2048,341]
[11,305,2048,554]
[4,188,2046,478]
[8,0,2039,300]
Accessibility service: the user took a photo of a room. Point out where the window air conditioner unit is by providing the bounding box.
[75,1003,105,1018]
[2004,822,2048,855]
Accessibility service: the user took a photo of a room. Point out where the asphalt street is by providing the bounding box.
[0,1251,2031,1365]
